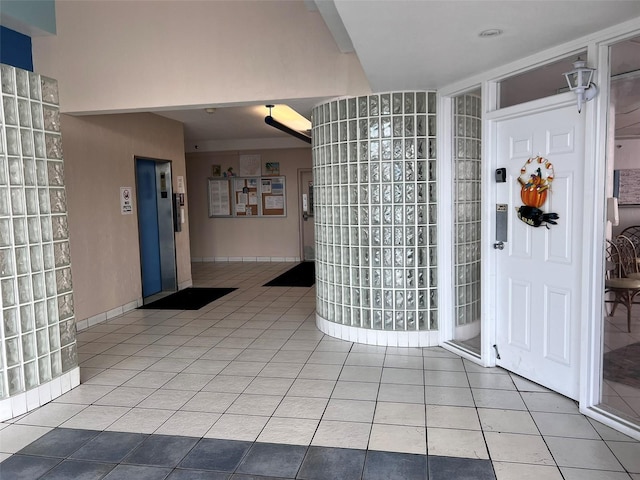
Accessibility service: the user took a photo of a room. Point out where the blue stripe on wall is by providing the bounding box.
[0,26,33,71]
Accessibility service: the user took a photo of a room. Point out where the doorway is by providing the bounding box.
[135,157,177,301]
[491,98,584,400]
[599,35,640,422]
[299,168,315,261]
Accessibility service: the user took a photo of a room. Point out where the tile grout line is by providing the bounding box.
[464,356,501,479]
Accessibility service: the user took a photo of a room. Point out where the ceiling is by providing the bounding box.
[157,99,322,152]
[156,0,640,148]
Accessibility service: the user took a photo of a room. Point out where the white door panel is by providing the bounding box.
[546,173,573,263]
[507,279,532,350]
[547,127,575,155]
[544,285,571,365]
[510,136,533,159]
[495,104,583,400]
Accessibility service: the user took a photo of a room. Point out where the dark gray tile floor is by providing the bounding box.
[0,427,496,480]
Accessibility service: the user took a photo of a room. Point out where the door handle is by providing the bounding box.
[493,242,504,250]
[302,212,309,221]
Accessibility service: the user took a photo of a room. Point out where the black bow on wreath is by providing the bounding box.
[517,206,560,229]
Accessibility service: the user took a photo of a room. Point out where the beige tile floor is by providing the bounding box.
[1,261,640,479]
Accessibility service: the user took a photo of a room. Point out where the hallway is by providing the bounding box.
[1,262,639,479]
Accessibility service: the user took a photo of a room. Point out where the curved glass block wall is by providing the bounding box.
[0,65,79,419]
[312,92,438,346]
[452,92,482,354]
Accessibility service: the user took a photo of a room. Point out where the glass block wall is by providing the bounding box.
[453,93,482,337]
[312,92,438,345]
[0,64,79,419]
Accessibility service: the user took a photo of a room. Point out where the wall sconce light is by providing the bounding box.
[563,58,599,113]
[265,105,312,144]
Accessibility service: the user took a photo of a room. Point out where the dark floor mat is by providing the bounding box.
[603,342,640,389]
[138,287,236,310]
[263,262,315,287]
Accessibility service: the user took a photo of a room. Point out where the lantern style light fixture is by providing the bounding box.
[563,58,599,113]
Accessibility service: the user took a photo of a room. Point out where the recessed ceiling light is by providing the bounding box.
[479,29,503,38]
[204,107,216,114]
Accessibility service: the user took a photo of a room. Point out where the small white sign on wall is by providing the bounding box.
[239,154,261,177]
[177,176,185,194]
[120,187,133,215]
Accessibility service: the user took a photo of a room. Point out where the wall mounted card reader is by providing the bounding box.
[495,168,506,183]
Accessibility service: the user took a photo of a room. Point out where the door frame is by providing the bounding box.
[437,89,494,365]
[580,33,640,439]
[436,18,640,439]
[440,87,583,368]
[298,168,314,261]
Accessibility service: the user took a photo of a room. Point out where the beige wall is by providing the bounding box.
[32,1,369,114]
[61,112,191,322]
[187,149,311,259]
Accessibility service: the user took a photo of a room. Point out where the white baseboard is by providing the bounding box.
[0,367,80,421]
[316,314,439,347]
[76,298,142,331]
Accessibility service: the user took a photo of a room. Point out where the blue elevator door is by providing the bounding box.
[136,159,162,297]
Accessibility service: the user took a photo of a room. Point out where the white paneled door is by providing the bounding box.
[494,103,584,400]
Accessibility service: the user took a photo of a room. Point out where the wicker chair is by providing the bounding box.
[616,235,640,281]
[620,227,640,273]
[620,226,640,255]
[605,239,640,332]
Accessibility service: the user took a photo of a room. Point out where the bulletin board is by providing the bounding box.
[233,177,259,216]
[261,177,286,216]
[208,176,286,217]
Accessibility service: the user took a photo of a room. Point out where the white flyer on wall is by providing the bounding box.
[209,179,230,216]
[120,187,133,215]
[239,154,261,177]
[265,195,284,210]
[271,178,284,195]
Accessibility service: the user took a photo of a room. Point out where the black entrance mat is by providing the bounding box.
[263,262,315,287]
[603,342,640,389]
[138,287,236,310]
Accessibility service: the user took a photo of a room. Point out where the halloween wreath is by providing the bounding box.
[516,156,559,228]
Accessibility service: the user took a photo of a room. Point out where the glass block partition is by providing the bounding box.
[0,64,79,420]
[452,93,482,348]
[312,92,439,346]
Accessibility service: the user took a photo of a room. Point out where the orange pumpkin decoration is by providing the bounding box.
[518,156,553,209]
[521,184,548,208]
